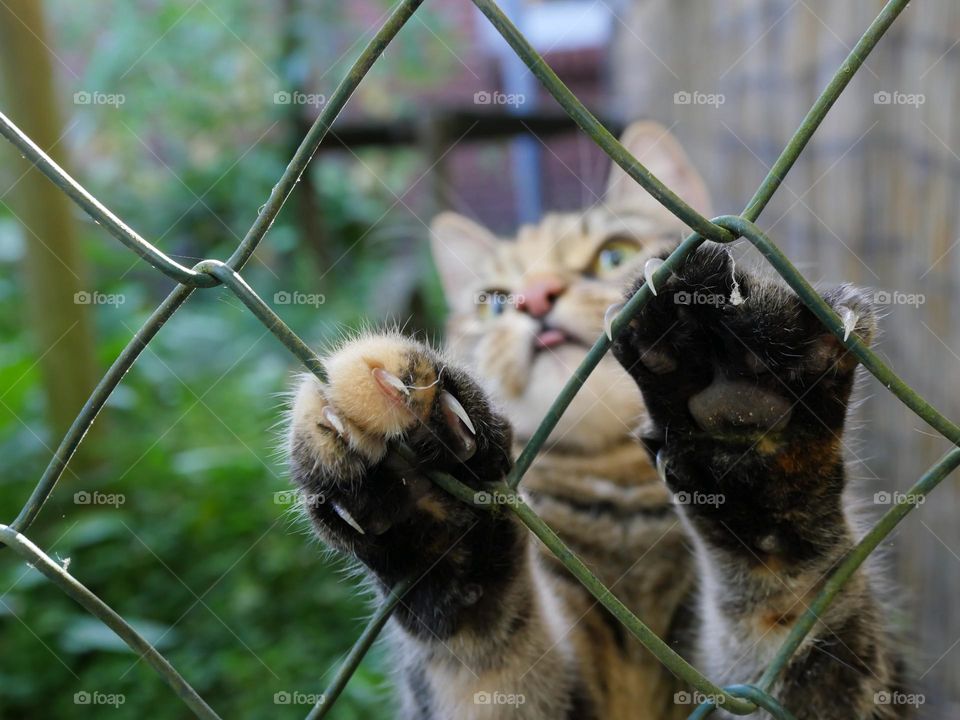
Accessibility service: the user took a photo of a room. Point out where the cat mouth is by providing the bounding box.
[534,326,590,353]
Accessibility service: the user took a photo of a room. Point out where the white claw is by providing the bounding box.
[644,257,664,296]
[331,502,366,535]
[441,391,476,435]
[656,450,668,484]
[372,367,410,396]
[322,407,346,436]
[603,302,624,341]
[838,305,859,342]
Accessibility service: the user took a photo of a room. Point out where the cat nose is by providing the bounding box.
[517,275,566,318]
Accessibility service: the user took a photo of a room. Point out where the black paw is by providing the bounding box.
[286,335,521,638]
[613,245,876,561]
[612,244,875,449]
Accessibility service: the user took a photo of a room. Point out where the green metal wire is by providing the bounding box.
[195,260,327,378]
[469,0,736,245]
[713,215,960,447]
[506,231,705,490]
[1,0,955,718]
[3,0,425,541]
[437,474,760,715]
[0,0,425,287]
[0,112,211,286]
[0,524,222,720]
[758,448,960,692]
[306,574,417,720]
[689,684,799,720]
[192,256,758,715]
[741,0,911,222]
[0,1,425,716]
[11,284,195,532]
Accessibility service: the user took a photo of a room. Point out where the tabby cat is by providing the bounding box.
[287,123,908,719]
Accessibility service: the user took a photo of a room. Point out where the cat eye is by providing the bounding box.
[476,289,512,319]
[589,237,641,277]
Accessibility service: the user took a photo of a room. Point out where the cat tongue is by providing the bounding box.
[536,328,567,349]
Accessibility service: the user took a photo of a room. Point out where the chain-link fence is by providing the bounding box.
[2,0,958,717]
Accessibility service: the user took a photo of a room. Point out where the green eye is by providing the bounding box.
[590,237,640,276]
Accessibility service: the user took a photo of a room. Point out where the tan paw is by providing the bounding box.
[323,333,439,439]
[290,333,479,473]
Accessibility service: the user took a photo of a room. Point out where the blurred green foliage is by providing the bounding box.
[0,0,460,717]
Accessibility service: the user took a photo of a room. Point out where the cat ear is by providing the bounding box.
[604,121,712,220]
[430,212,498,310]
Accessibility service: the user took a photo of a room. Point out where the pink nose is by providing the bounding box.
[517,275,566,318]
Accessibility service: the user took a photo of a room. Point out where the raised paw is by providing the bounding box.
[612,244,878,562]
[286,332,513,567]
[296,333,481,467]
[612,244,875,447]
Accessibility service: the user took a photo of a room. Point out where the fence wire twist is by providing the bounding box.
[2,0,958,717]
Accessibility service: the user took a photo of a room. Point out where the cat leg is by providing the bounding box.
[288,333,596,719]
[612,246,909,719]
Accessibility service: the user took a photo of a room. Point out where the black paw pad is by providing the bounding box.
[687,378,793,435]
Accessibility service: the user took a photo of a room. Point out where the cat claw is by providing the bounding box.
[373,367,410,399]
[656,449,668,484]
[644,257,664,296]
[321,407,346,437]
[440,391,477,460]
[604,302,624,341]
[331,502,366,535]
[441,391,476,435]
[838,305,859,341]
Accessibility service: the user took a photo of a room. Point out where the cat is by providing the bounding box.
[286,122,908,719]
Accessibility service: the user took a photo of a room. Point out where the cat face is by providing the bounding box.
[430,122,711,452]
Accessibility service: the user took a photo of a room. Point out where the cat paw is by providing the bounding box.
[611,244,876,449]
[287,333,512,547]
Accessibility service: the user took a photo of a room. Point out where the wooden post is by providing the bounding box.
[0,0,98,439]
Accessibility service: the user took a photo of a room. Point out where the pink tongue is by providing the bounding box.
[536,329,567,349]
